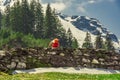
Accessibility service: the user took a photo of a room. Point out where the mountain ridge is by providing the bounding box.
[57,13,120,51]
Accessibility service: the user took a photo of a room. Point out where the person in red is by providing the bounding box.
[49,38,60,49]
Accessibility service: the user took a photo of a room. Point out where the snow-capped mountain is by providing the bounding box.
[0,0,120,52]
[59,14,119,42]
[57,13,120,51]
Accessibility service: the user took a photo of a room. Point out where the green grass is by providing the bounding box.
[0,72,120,80]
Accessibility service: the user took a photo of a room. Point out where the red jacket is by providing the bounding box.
[51,39,59,48]
[52,42,59,47]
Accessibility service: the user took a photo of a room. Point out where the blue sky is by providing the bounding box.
[41,0,120,39]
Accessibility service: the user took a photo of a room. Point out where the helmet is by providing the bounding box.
[54,38,59,42]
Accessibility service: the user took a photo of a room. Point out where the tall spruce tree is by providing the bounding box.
[82,32,93,49]
[72,37,79,48]
[29,0,36,31]
[45,4,60,39]
[95,32,104,49]
[34,1,44,38]
[10,0,21,32]
[58,28,68,48]
[105,32,114,51]
[3,5,10,28]
[0,10,2,29]
[51,9,61,37]
[21,0,32,34]
[66,28,73,48]
[44,3,53,38]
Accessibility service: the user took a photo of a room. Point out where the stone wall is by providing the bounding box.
[0,47,120,72]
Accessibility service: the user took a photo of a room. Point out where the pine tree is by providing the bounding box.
[51,9,61,37]
[82,32,93,49]
[66,28,73,48]
[45,4,64,39]
[3,5,11,28]
[34,1,44,38]
[72,37,79,48]
[58,28,68,48]
[10,0,21,32]
[95,32,104,49]
[105,32,114,51]
[44,3,53,38]
[21,0,32,34]
[44,4,60,38]
[0,10,2,29]
[29,0,36,31]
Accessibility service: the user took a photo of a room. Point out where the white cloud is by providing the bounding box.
[88,0,97,4]
[88,1,96,3]
[77,6,86,13]
[41,0,73,12]
[41,0,116,14]
[51,2,66,11]
[77,0,102,14]
[42,2,66,13]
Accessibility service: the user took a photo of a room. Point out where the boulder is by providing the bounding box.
[60,53,65,56]
[92,59,99,64]
[0,50,5,56]
[82,58,90,63]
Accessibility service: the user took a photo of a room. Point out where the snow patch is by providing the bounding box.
[97,27,102,33]
[90,23,94,27]
[85,16,90,20]
[12,67,120,74]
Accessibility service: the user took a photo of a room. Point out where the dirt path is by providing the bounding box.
[12,67,120,74]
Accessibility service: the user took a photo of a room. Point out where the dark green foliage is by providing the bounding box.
[20,0,33,34]
[59,28,78,48]
[10,0,21,32]
[33,0,44,38]
[44,3,53,38]
[0,11,2,29]
[0,29,50,49]
[22,34,50,47]
[72,37,79,48]
[0,28,11,39]
[51,9,62,38]
[82,32,93,49]
[58,28,68,48]
[105,32,114,51]
[44,4,61,39]
[95,32,104,49]
[66,28,73,48]
[0,28,13,48]
[3,5,11,28]
[29,0,36,34]
[45,4,56,38]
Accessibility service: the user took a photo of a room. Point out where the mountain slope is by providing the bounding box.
[57,13,120,51]
[57,14,96,47]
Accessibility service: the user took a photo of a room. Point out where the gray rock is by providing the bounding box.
[60,53,65,56]
[82,58,90,63]
[0,50,5,56]
[92,59,99,64]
